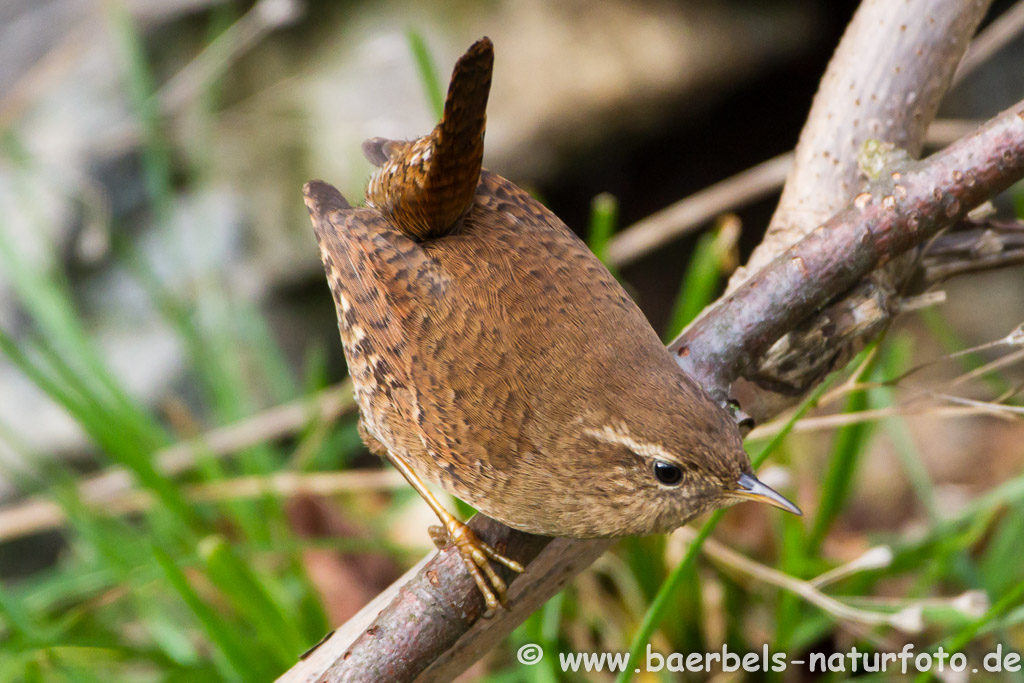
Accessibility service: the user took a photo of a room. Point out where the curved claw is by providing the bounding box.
[476,539,525,573]
[428,519,524,616]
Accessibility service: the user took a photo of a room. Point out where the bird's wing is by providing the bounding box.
[304,180,461,467]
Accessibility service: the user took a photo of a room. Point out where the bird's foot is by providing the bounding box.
[429,519,524,617]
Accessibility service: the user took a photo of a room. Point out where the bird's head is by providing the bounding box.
[546,372,800,538]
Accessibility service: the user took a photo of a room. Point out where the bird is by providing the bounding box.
[303,36,799,616]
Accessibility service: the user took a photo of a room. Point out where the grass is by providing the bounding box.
[2,12,1024,683]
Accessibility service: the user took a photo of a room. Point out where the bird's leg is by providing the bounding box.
[385,451,524,616]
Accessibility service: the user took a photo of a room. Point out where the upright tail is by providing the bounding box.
[364,37,493,240]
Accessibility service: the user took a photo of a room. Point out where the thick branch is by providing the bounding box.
[717,0,991,418]
[671,100,1024,400]
[278,519,593,683]
[737,0,989,279]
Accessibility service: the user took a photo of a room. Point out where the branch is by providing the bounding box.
[955,0,1024,81]
[603,119,984,270]
[741,0,990,275]
[715,0,992,417]
[671,100,1024,400]
[280,519,596,683]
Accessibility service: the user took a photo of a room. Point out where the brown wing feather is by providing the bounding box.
[304,180,451,462]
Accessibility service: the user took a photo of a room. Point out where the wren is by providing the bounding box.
[304,37,800,615]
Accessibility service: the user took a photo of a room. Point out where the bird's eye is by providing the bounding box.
[653,460,683,486]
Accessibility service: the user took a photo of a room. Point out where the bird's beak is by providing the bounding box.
[729,472,802,516]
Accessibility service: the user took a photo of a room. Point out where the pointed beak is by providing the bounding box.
[730,472,802,516]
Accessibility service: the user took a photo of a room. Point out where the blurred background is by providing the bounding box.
[1,0,1024,680]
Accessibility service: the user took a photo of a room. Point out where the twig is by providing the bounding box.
[837,590,988,618]
[810,546,894,588]
[603,121,985,270]
[821,320,1024,392]
[926,119,987,146]
[918,389,1024,416]
[950,347,1024,388]
[681,528,921,632]
[156,0,304,115]
[606,153,791,268]
[0,470,404,543]
[748,403,1020,441]
[919,220,1024,283]
[0,25,92,134]
[955,0,1024,82]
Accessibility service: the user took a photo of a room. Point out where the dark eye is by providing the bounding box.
[653,460,682,486]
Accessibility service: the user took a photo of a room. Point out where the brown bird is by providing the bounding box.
[304,37,799,615]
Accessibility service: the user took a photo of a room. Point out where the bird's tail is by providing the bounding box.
[364,37,493,240]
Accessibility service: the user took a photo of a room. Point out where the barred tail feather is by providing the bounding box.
[364,37,493,241]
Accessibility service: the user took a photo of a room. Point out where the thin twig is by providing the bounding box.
[919,389,1024,416]
[925,119,989,146]
[837,320,1024,390]
[950,347,1024,388]
[837,590,988,618]
[606,153,791,268]
[679,527,922,632]
[0,470,404,543]
[920,221,1024,282]
[603,121,983,270]
[748,403,1019,440]
[156,0,304,115]
[955,0,1024,82]
[810,546,893,588]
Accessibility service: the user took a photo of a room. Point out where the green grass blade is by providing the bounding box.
[199,536,307,669]
[875,335,939,520]
[0,218,165,447]
[804,389,872,554]
[663,220,734,340]
[0,583,48,645]
[805,349,882,554]
[405,29,445,119]
[0,331,197,529]
[104,3,173,224]
[914,579,1024,683]
[153,547,260,682]
[587,193,623,283]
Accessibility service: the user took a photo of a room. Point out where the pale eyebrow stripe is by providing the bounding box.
[582,424,677,462]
